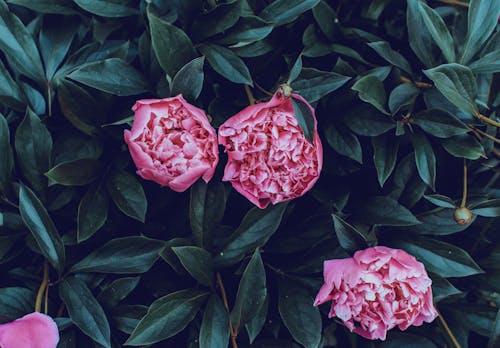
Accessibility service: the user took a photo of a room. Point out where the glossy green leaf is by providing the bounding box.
[343,105,395,136]
[368,41,412,75]
[325,123,362,163]
[218,16,273,45]
[215,203,287,266]
[125,289,208,346]
[291,97,315,143]
[431,274,461,302]
[199,295,230,348]
[469,49,500,74]
[260,0,321,26]
[73,0,138,17]
[230,250,267,331]
[97,277,140,308]
[45,159,104,186]
[159,238,191,275]
[409,208,475,235]
[6,0,76,14]
[19,184,65,273]
[77,183,108,243]
[0,60,25,110]
[278,279,321,348]
[312,1,337,41]
[0,287,35,323]
[191,1,244,41]
[354,196,420,226]
[351,75,388,114]
[423,194,456,209]
[113,305,148,335]
[172,246,214,287]
[442,134,485,160]
[410,130,436,190]
[291,68,350,103]
[59,276,111,348]
[199,44,252,86]
[412,109,469,138]
[406,0,438,68]
[106,170,147,222]
[287,54,303,84]
[332,214,367,252]
[67,58,149,96]
[171,56,205,102]
[245,293,268,344]
[372,133,399,187]
[470,199,500,217]
[388,83,419,115]
[0,113,13,194]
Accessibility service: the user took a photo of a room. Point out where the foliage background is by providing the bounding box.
[0,0,499,347]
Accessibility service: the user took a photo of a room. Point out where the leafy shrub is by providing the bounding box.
[0,0,499,347]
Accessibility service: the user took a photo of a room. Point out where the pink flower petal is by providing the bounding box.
[0,312,59,348]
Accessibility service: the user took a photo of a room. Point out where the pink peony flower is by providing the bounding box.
[314,246,438,340]
[124,96,219,192]
[218,91,323,208]
[0,312,59,348]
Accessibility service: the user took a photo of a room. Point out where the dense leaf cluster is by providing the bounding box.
[0,0,498,347]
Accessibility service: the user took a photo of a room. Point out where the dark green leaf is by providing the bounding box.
[368,41,412,75]
[171,56,205,102]
[390,153,427,208]
[423,194,456,209]
[125,289,209,346]
[431,274,461,302]
[410,130,436,190]
[488,308,500,348]
[406,0,438,68]
[199,295,230,348]
[70,236,164,274]
[372,133,399,187]
[278,279,321,348]
[461,0,500,63]
[215,203,287,266]
[59,276,111,348]
[231,250,267,331]
[245,293,268,344]
[470,199,500,217]
[97,277,140,307]
[172,246,214,287]
[0,60,25,110]
[324,123,362,163]
[291,68,350,103]
[218,16,273,45]
[379,332,438,348]
[73,0,138,17]
[19,184,65,273]
[442,134,485,160]
[409,208,475,235]
[0,113,13,194]
[191,1,243,41]
[287,54,302,84]
[77,183,108,243]
[199,44,252,86]
[45,159,104,186]
[332,214,367,252]
[6,0,76,14]
[343,104,395,136]
[159,238,191,275]
[423,63,478,116]
[148,11,197,76]
[15,108,52,197]
[0,0,45,84]
[469,49,500,74]
[353,196,420,226]
[113,305,148,335]
[68,58,149,96]
[106,170,147,222]
[351,75,388,114]
[417,1,456,63]
[292,97,315,143]
[391,236,483,278]
[0,287,35,323]
[260,0,321,26]
[412,109,469,138]
[388,83,419,115]
[312,1,337,41]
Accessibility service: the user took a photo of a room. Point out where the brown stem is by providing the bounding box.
[437,308,462,348]
[436,0,469,7]
[244,85,257,105]
[35,260,49,312]
[216,272,238,348]
[476,113,500,128]
[469,126,500,144]
[56,303,65,318]
[460,159,467,208]
[400,76,433,89]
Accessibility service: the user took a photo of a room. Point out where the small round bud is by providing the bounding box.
[453,207,473,225]
[278,84,293,98]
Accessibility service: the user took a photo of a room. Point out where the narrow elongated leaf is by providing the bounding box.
[19,185,65,273]
[191,0,243,41]
[6,0,77,14]
[372,133,399,187]
[470,199,500,217]
[59,276,111,348]
[410,130,436,190]
[292,97,315,143]
[423,64,478,116]
[199,295,230,348]
[113,305,148,335]
[412,109,469,138]
[73,0,138,17]
[0,0,45,84]
[287,54,303,84]
[488,308,500,348]
[97,277,140,307]
[125,289,209,346]
[431,274,461,302]
[354,196,420,226]
[0,287,35,322]
[70,236,164,274]
[77,183,108,243]
[391,237,483,278]
[190,180,228,249]
[325,123,362,163]
[148,11,196,76]
[231,250,267,331]
[199,44,252,86]
[406,0,438,68]
[417,1,456,63]
[15,109,52,197]
[461,0,500,63]
[312,1,337,41]
[260,0,321,26]
[106,170,147,222]
[291,68,350,103]
[0,113,13,194]
[332,214,367,252]
[215,203,287,266]
[469,49,500,74]
[388,83,419,115]
[442,134,485,160]
[0,60,25,110]
[351,75,388,114]
[218,16,273,45]
[423,195,456,209]
[409,208,474,235]
[368,41,412,75]
[45,159,104,186]
[343,105,395,136]
[279,279,321,348]
[245,293,268,344]
[171,56,205,102]
[68,58,149,96]
[172,246,214,287]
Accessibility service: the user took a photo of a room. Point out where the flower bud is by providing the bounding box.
[453,207,473,225]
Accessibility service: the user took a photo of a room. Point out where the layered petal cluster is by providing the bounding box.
[314,246,437,340]
[124,96,219,192]
[0,312,59,348]
[218,92,323,208]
